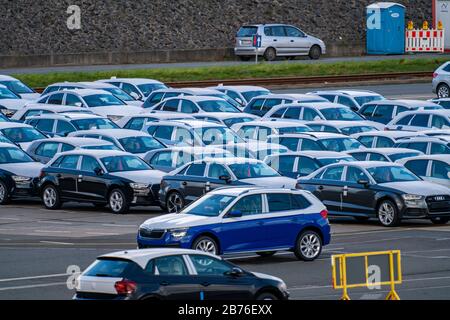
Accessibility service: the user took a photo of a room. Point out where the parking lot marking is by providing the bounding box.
[101,224,137,228]
[37,221,74,225]
[0,282,67,291]
[34,230,71,233]
[39,241,74,246]
[0,218,21,221]
[0,273,67,283]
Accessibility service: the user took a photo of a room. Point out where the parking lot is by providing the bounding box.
[1,199,450,300]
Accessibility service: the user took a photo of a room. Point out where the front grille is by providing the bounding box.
[426,195,450,213]
[139,228,165,239]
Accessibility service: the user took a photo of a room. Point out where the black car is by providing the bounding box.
[39,150,165,214]
[298,161,450,226]
[0,143,44,204]
[74,248,289,300]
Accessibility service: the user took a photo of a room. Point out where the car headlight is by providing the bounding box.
[402,194,424,201]
[12,175,32,184]
[169,228,188,239]
[130,183,148,190]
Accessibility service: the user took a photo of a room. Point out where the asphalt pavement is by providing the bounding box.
[0,81,447,300]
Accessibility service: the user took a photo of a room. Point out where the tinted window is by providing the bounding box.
[72,118,118,130]
[321,166,344,180]
[249,99,264,111]
[124,118,145,130]
[59,155,79,169]
[373,105,393,118]
[351,152,368,161]
[267,193,292,212]
[285,26,304,37]
[291,194,311,209]
[119,136,164,154]
[376,136,394,148]
[190,255,232,276]
[61,143,75,152]
[84,259,132,278]
[65,94,83,106]
[283,107,301,119]
[150,151,173,167]
[303,108,320,121]
[162,99,179,112]
[186,163,206,176]
[35,142,59,158]
[263,99,282,110]
[431,115,450,129]
[410,114,430,127]
[207,164,229,179]
[297,156,320,176]
[278,155,296,173]
[406,142,428,153]
[337,96,357,109]
[153,256,188,276]
[404,160,428,176]
[230,194,263,216]
[35,119,55,133]
[47,93,64,105]
[395,114,414,125]
[180,100,198,114]
[360,105,376,117]
[359,136,375,147]
[369,153,388,161]
[301,139,323,151]
[238,26,258,37]
[81,156,100,172]
[431,143,450,154]
[367,166,418,183]
[271,26,286,37]
[56,120,75,136]
[152,126,174,140]
[431,160,450,179]
[0,147,34,163]
[271,107,287,118]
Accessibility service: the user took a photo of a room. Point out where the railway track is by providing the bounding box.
[33,71,432,92]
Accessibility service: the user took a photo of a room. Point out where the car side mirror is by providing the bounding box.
[219,175,232,183]
[94,167,104,176]
[357,179,369,186]
[227,210,242,218]
[225,267,244,277]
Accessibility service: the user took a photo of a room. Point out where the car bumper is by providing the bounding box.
[131,184,160,206]
[137,229,193,249]
[10,180,40,199]
[401,197,450,219]
[234,47,266,56]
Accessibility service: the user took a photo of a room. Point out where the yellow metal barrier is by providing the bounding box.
[331,250,402,300]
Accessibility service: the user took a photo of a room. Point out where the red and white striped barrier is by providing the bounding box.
[406,29,445,52]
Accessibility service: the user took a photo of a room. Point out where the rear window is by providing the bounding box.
[84,258,135,278]
[237,26,258,37]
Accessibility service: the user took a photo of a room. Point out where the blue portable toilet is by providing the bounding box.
[366,2,405,54]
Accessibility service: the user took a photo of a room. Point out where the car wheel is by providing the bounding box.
[108,189,129,214]
[238,56,252,61]
[0,180,10,205]
[264,47,277,61]
[294,230,322,261]
[431,217,450,225]
[192,236,219,255]
[377,199,400,227]
[42,184,62,210]
[309,45,322,60]
[166,191,185,213]
[256,292,278,300]
[256,251,277,257]
[437,83,450,98]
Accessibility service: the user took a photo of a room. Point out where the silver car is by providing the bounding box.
[432,61,450,98]
[234,24,326,61]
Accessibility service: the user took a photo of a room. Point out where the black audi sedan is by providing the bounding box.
[297,161,450,227]
[74,248,289,300]
[39,150,165,214]
[0,142,44,204]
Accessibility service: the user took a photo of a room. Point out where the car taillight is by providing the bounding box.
[114,279,137,295]
[320,209,328,219]
[433,72,438,78]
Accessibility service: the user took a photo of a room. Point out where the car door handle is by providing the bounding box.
[201,282,211,287]
[290,40,294,42]
[182,181,187,186]
[318,186,324,191]
[160,281,170,286]
[273,39,277,42]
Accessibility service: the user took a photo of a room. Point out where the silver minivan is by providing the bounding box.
[234,24,326,61]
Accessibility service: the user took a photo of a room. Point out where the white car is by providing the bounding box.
[150,96,241,114]
[399,155,450,188]
[41,81,143,106]
[307,90,385,111]
[351,130,423,148]
[0,122,47,150]
[116,111,195,130]
[208,85,271,106]
[346,147,424,163]
[432,61,450,98]
[304,120,380,135]
[386,110,450,131]
[11,104,94,122]
[0,75,40,100]
[97,77,168,100]
[0,84,30,116]
[69,128,166,158]
[192,112,259,128]
[36,89,143,121]
[231,119,312,141]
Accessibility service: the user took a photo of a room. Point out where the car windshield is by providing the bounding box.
[183,194,236,217]
[119,136,164,153]
[223,117,255,127]
[83,94,125,107]
[354,95,383,106]
[198,100,240,113]
[318,156,355,166]
[242,90,270,102]
[137,83,167,97]
[229,162,279,179]
[103,88,135,102]
[321,108,364,121]
[0,147,34,164]
[341,126,378,135]
[101,155,150,172]
[1,127,46,143]
[388,152,421,162]
[367,166,419,183]
[72,118,119,130]
[320,138,363,152]
[0,87,20,99]
[81,145,120,151]
[0,80,34,94]
[195,127,244,145]
[0,114,10,122]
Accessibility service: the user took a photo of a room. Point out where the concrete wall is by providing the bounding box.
[0,0,432,68]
